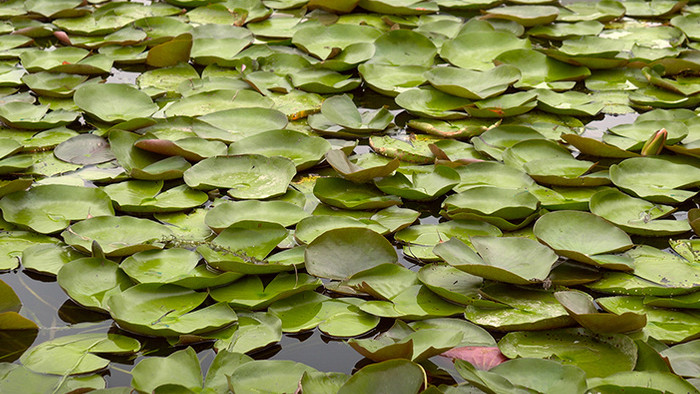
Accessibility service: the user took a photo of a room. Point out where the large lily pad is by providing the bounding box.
[227,129,330,170]
[184,154,296,199]
[106,283,237,337]
[74,83,157,124]
[61,216,173,256]
[533,211,634,270]
[313,177,401,210]
[0,185,114,234]
[426,65,520,100]
[498,328,637,378]
[610,156,700,204]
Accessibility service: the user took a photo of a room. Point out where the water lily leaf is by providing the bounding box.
[395,87,470,119]
[360,284,465,320]
[165,90,273,118]
[426,65,520,100]
[197,221,290,274]
[198,107,288,140]
[554,290,647,334]
[120,248,241,290]
[610,156,700,204]
[440,30,530,71]
[463,283,573,331]
[21,242,82,276]
[313,177,401,210]
[131,347,202,394]
[184,154,296,199]
[20,333,140,376]
[211,272,320,309]
[74,83,157,124]
[0,278,36,330]
[53,134,114,166]
[561,133,639,159]
[435,236,557,285]
[0,185,114,234]
[227,359,318,394]
[305,227,397,280]
[397,219,501,261]
[358,0,438,14]
[190,24,252,66]
[407,117,497,139]
[212,311,282,354]
[294,215,387,245]
[671,14,700,41]
[20,47,113,75]
[292,24,380,60]
[499,328,637,378]
[375,165,459,201]
[21,72,88,98]
[325,149,400,183]
[269,291,380,335]
[443,186,540,223]
[643,66,700,97]
[495,49,590,90]
[228,129,330,170]
[590,188,690,236]
[588,370,698,393]
[660,340,700,378]
[320,94,393,133]
[206,200,308,232]
[57,257,133,312]
[457,358,587,393]
[370,134,440,164]
[107,283,237,337]
[62,216,173,256]
[557,0,625,22]
[147,33,192,68]
[103,180,208,212]
[0,102,78,130]
[0,364,105,393]
[599,295,700,345]
[624,245,700,293]
[417,263,483,305]
[534,211,634,270]
[290,68,361,94]
[623,0,687,18]
[358,64,428,97]
[484,5,559,27]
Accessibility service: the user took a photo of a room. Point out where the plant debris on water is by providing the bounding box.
[1,0,700,392]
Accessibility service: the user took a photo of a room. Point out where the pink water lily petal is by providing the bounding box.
[441,346,508,370]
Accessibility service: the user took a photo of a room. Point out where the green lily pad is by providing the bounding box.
[598,296,700,344]
[554,290,647,334]
[212,311,282,354]
[464,283,574,331]
[206,200,308,232]
[440,30,530,71]
[534,211,634,270]
[397,219,501,261]
[498,328,637,378]
[20,333,140,376]
[21,242,82,276]
[165,90,273,118]
[309,94,393,133]
[54,134,115,165]
[557,0,625,22]
[120,248,242,290]
[358,64,428,97]
[0,102,78,130]
[442,186,540,221]
[325,150,400,183]
[107,283,237,337]
[211,272,321,309]
[290,68,361,94]
[305,227,397,280]
[495,48,590,90]
[57,256,133,312]
[426,65,520,100]
[292,24,380,60]
[588,370,699,393]
[269,291,380,336]
[590,188,691,236]
[395,87,470,119]
[374,165,459,201]
[482,5,559,27]
[131,347,202,394]
[313,177,401,210]
[0,364,105,393]
[197,107,288,140]
[660,340,700,378]
[61,216,173,256]
[434,236,557,285]
[610,156,700,204]
[228,129,330,170]
[0,185,114,234]
[184,154,296,199]
[360,284,465,320]
[417,263,483,305]
[196,221,291,274]
[21,72,88,98]
[74,83,157,124]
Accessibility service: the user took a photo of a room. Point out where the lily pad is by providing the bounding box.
[74,83,157,124]
[554,290,647,334]
[313,177,401,210]
[425,65,520,100]
[184,154,296,199]
[375,165,459,201]
[228,129,330,170]
[498,328,637,378]
[533,211,634,270]
[106,283,237,337]
[0,185,114,234]
[206,200,309,232]
[61,216,173,256]
[57,256,133,312]
[210,272,321,309]
[325,150,400,183]
[434,236,557,285]
[610,156,700,204]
